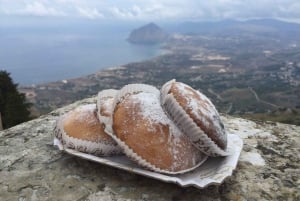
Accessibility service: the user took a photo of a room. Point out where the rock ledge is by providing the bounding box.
[0,97,299,201]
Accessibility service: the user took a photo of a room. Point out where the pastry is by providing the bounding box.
[108,84,206,174]
[96,89,118,130]
[54,104,122,156]
[161,80,228,156]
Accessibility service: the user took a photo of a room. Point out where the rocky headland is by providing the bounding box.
[0,97,299,201]
[127,23,169,44]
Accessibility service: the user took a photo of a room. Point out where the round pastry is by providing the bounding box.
[54,104,122,156]
[96,89,118,130]
[108,84,207,174]
[161,80,228,156]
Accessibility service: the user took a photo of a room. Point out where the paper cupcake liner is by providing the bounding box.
[53,118,63,141]
[55,113,123,156]
[107,84,208,174]
[160,79,175,98]
[96,89,118,133]
[161,83,229,157]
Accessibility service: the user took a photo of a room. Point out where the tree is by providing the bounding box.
[0,70,31,129]
[0,112,3,130]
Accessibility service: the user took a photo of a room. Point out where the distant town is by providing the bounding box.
[20,20,300,125]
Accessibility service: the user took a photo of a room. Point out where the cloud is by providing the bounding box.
[109,3,185,20]
[110,7,134,19]
[0,0,300,22]
[20,1,67,17]
[77,7,104,19]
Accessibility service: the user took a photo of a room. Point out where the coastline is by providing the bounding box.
[2,26,163,86]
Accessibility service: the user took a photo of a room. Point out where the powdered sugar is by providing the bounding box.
[133,92,183,138]
[176,82,227,145]
[70,104,98,126]
[75,104,96,112]
[97,89,118,134]
[97,89,118,119]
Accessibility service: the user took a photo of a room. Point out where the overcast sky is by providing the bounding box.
[0,0,300,23]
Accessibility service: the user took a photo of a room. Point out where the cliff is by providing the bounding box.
[0,97,299,201]
[127,23,168,44]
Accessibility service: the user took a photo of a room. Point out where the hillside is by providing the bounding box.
[169,19,300,41]
[19,19,300,125]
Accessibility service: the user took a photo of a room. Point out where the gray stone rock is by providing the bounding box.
[1,97,299,201]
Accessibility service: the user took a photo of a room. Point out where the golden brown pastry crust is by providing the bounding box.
[54,104,122,156]
[63,106,113,143]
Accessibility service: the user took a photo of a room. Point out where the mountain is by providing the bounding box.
[127,22,169,44]
[168,19,300,40]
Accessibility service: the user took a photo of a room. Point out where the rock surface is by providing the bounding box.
[0,97,299,201]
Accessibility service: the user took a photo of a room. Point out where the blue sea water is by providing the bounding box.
[0,18,161,86]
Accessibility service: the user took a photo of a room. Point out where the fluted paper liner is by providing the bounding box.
[53,133,243,189]
[54,105,123,156]
[106,84,208,175]
[161,80,229,156]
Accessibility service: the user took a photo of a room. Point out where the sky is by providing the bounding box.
[0,0,300,23]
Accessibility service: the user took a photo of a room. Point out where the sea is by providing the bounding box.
[0,17,162,86]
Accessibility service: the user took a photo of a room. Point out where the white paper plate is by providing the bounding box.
[53,134,243,189]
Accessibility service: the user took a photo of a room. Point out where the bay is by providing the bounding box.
[0,18,161,86]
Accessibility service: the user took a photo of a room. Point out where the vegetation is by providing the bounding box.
[0,70,32,129]
[241,108,300,125]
